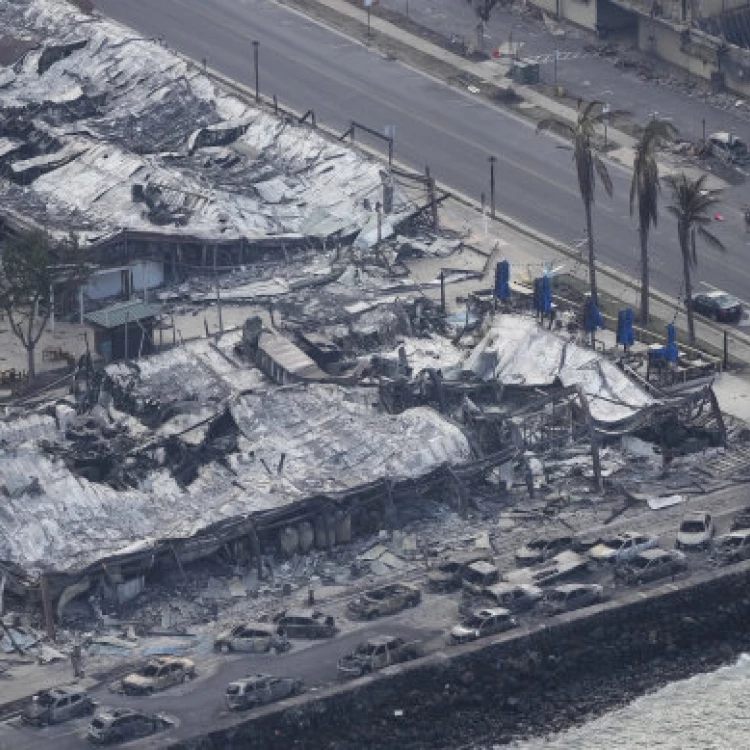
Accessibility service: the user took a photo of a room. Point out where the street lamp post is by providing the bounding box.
[252,40,260,103]
[488,155,497,219]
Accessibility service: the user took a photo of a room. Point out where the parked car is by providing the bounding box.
[337,635,423,678]
[690,291,743,323]
[713,529,750,565]
[461,560,501,596]
[475,582,543,613]
[539,584,604,616]
[87,707,171,744]
[588,532,658,565]
[505,550,589,587]
[347,582,421,619]
[225,674,303,711]
[214,623,290,653]
[515,535,574,566]
[708,132,750,165]
[617,548,688,585]
[730,506,750,531]
[449,607,517,644]
[275,609,336,639]
[22,685,95,726]
[676,512,716,551]
[121,656,195,695]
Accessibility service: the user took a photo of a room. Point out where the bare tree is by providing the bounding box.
[664,173,724,345]
[630,119,677,325]
[0,229,85,381]
[537,100,622,305]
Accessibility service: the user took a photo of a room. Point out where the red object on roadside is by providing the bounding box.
[714,212,723,221]
[493,49,500,58]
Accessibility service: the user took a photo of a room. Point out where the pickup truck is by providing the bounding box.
[337,635,423,678]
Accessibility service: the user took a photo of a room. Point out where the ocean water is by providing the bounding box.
[506,654,750,750]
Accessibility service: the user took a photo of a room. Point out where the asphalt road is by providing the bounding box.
[93,0,750,311]
[0,619,432,749]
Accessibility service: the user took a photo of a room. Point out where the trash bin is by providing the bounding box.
[512,60,540,85]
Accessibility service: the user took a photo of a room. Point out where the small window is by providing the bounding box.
[71,694,81,704]
[57,697,69,708]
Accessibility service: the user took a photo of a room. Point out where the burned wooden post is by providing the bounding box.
[382,477,397,529]
[446,465,468,519]
[575,385,603,492]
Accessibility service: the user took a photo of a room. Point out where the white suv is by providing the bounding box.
[676,512,715,551]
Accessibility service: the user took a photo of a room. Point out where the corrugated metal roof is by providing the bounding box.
[86,300,162,329]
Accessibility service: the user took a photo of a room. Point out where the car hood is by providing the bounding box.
[450,625,478,640]
[516,548,541,561]
[677,531,709,545]
[23,704,47,719]
[337,655,366,670]
[589,544,617,560]
[123,674,154,688]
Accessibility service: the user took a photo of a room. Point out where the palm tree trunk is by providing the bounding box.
[585,200,597,305]
[26,345,36,382]
[682,239,696,345]
[639,224,650,324]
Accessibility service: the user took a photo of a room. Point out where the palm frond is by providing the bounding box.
[536,118,575,139]
[697,225,726,252]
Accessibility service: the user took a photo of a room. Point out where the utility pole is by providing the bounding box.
[488,155,496,219]
[554,50,558,88]
[426,165,438,230]
[252,40,260,103]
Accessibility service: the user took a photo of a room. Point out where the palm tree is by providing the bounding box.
[537,100,618,306]
[630,119,677,325]
[664,173,725,345]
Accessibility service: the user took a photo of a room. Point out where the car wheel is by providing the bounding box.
[408,598,419,608]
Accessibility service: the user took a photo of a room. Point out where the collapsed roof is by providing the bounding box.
[456,316,654,422]
[0,0,416,244]
[0,367,470,577]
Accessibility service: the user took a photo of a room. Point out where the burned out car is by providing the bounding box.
[426,555,489,593]
[214,623,290,653]
[337,635,423,678]
[121,656,195,695]
[225,674,303,711]
[712,529,750,565]
[515,536,574,566]
[616,548,688,585]
[588,532,658,565]
[731,506,750,531]
[540,584,604,616]
[449,607,517,645]
[87,707,172,744]
[346,582,421,619]
[708,132,750,165]
[275,609,336,639]
[676,512,715,551]
[22,685,95,726]
[478,582,544,613]
[461,560,501,597]
[505,550,589,587]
